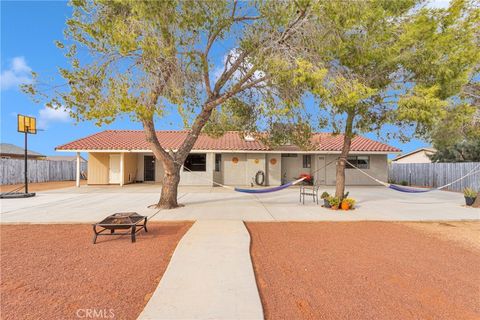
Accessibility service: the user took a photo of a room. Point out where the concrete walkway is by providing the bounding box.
[138,220,263,320]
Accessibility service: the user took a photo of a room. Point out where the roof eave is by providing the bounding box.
[56,148,401,154]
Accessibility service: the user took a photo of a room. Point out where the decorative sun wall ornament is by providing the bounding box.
[270,158,277,165]
[232,157,239,164]
[254,159,260,164]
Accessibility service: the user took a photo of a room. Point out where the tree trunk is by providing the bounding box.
[142,101,217,209]
[335,111,355,200]
[157,163,182,209]
[142,118,183,209]
[472,195,480,208]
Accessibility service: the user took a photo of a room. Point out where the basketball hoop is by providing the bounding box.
[0,115,38,198]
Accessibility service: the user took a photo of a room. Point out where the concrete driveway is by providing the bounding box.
[1,184,478,223]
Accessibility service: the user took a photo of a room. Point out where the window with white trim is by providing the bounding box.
[184,154,206,172]
[346,156,370,169]
[302,155,311,168]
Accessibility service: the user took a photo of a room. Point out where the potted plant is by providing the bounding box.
[321,192,330,207]
[327,196,340,210]
[464,188,477,206]
[341,198,356,210]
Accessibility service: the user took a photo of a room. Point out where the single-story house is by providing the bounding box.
[56,130,401,187]
[392,147,436,164]
[0,143,46,160]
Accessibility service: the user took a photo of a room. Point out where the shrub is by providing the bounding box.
[327,196,340,208]
[400,180,408,186]
[463,188,478,198]
[320,191,330,199]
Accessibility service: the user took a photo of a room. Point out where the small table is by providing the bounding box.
[93,212,148,244]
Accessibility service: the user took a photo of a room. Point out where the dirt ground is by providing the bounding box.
[247,221,480,320]
[0,222,192,320]
[0,180,87,193]
[402,221,480,251]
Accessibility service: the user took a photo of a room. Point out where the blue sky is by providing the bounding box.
[1,1,432,158]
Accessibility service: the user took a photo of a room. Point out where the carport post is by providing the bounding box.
[76,152,81,187]
[120,152,124,186]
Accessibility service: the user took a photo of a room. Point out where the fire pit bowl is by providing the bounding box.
[93,212,148,244]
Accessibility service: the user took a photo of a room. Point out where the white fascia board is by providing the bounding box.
[58,149,400,155]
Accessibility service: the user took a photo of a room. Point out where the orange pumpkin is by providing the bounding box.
[341,200,350,210]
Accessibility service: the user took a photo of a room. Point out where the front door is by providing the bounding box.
[144,156,155,182]
[109,154,121,184]
[315,156,326,185]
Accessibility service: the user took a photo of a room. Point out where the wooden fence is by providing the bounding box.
[0,158,88,185]
[388,162,480,192]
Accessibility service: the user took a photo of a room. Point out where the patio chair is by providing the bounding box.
[299,184,320,205]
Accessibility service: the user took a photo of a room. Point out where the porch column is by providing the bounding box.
[120,152,125,186]
[76,152,81,187]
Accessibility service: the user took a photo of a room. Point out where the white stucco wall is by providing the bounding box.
[129,152,389,187]
[281,154,312,182]
[324,154,388,186]
[245,153,266,186]
[222,153,247,186]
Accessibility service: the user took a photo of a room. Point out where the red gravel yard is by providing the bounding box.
[0,222,192,320]
[246,222,480,320]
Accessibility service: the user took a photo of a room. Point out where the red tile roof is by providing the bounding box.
[56,130,401,153]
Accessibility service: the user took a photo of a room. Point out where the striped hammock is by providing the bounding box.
[388,184,434,193]
[234,177,306,194]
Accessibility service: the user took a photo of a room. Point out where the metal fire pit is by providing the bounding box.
[93,212,148,244]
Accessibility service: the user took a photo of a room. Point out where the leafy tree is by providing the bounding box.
[24,0,314,208]
[431,140,480,162]
[429,103,480,162]
[300,0,479,198]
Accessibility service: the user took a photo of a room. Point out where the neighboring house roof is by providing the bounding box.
[0,143,45,157]
[392,147,436,161]
[46,155,87,162]
[56,130,401,153]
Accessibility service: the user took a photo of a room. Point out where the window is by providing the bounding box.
[215,154,221,172]
[184,154,206,172]
[302,155,311,168]
[345,156,370,169]
[281,153,298,157]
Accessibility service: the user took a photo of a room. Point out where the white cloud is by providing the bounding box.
[38,106,71,129]
[211,49,265,85]
[0,56,33,90]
